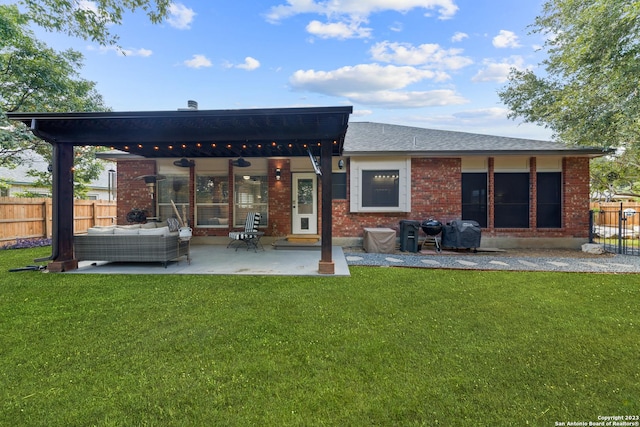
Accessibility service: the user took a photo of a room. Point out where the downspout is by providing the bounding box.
[30,119,59,262]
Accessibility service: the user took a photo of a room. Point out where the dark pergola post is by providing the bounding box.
[48,142,78,272]
[318,138,334,274]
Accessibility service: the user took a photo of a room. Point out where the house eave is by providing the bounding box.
[343,149,612,158]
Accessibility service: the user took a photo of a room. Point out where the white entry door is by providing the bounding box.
[292,173,317,234]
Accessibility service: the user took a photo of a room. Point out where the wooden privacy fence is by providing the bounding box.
[0,197,116,243]
[590,202,640,229]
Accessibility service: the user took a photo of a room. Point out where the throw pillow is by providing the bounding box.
[167,217,180,232]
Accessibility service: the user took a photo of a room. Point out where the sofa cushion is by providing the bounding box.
[139,226,170,236]
[114,227,140,235]
[141,222,158,229]
[87,227,114,235]
[118,224,141,229]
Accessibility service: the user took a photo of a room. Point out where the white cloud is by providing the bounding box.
[306,19,372,39]
[291,64,439,94]
[236,57,261,70]
[266,0,459,38]
[78,0,99,14]
[289,63,468,108]
[370,41,473,71]
[184,54,212,68]
[352,109,374,117]
[390,21,403,32]
[77,1,112,25]
[168,3,196,30]
[409,108,553,139]
[348,89,468,108]
[472,56,526,83]
[89,45,152,57]
[492,30,521,48]
[451,31,468,42]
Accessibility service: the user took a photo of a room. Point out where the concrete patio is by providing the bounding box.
[67,241,350,276]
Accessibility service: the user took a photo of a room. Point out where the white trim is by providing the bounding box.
[494,156,530,172]
[350,157,411,213]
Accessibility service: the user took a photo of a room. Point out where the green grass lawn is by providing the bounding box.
[1,247,638,426]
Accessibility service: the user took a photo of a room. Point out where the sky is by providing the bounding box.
[31,0,553,140]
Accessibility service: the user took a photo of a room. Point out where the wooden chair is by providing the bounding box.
[227,212,264,252]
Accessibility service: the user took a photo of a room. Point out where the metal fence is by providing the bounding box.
[590,203,640,255]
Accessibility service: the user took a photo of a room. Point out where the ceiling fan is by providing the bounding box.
[173,158,195,168]
[231,158,251,167]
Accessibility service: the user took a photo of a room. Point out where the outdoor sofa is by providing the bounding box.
[74,222,190,267]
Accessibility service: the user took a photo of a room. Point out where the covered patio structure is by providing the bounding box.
[8,106,353,273]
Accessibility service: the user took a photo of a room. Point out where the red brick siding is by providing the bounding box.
[116,160,156,224]
[115,156,592,240]
[480,156,590,239]
[330,158,462,237]
[563,157,591,238]
[267,159,291,237]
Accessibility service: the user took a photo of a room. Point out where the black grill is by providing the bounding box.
[421,219,442,252]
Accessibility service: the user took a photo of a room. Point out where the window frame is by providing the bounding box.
[494,172,530,228]
[195,173,229,228]
[233,174,268,228]
[349,158,411,213]
[157,173,190,222]
[536,172,562,228]
[461,172,488,228]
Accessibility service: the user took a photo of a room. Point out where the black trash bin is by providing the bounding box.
[399,220,420,252]
[441,219,481,251]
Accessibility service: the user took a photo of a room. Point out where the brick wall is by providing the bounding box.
[267,159,291,237]
[330,158,462,237]
[563,157,591,238]
[114,155,592,241]
[115,160,156,224]
[332,156,591,240]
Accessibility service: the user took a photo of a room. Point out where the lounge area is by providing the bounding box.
[68,240,350,276]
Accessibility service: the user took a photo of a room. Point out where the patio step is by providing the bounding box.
[286,234,320,243]
[273,235,321,250]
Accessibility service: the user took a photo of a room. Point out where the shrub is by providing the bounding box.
[0,238,52,250]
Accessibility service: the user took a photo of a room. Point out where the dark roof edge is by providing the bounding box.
[344,149,612,157]
[6,106,353,121]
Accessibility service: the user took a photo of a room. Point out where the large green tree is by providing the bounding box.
[2,1,171,197]
[0,4,109,196]
[498,0,640,199]
[20,0,171,46]
[499,0,640,149]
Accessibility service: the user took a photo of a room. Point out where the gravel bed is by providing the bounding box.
[343,248,640,273]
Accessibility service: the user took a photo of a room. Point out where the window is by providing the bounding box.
[362,170,399,207]
[494,173,530,228]
[234,175,268,227]
[196,174,229,227]
[537,172,562,228]
[157,174,189,221]
[350,159,410,212]
[462,173,487,227]
[332,173,347,199]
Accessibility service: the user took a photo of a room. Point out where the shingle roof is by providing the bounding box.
[343,122,609,157]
